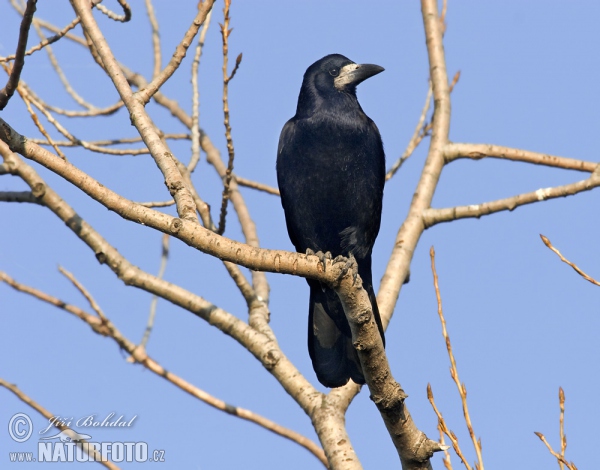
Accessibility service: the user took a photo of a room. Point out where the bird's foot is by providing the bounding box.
[306,249,332,272]
[333,253,358,285]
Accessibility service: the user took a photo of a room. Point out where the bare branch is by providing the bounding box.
[235,175,280,196]
[144,0,162,79]
[0,190,42,204]
[386,80,432,180]
[0,0,37,110]
[335,265,444,468]
[386,71,461,181]
[217,0,242,235]
[10,79,66,159]
[437,421,453,470]
[0,15,80,64]
[15,82,141,156]
[427,384,467,469]
[423,175,600,227]
[33,16,87,47]
[534,431,578,470]
[430,247,483,469]
[0,377,119,469]
[136,198,175,208]
[58,266,108,321]
[33,21,97,111]
[134,0,215,104]
[445,143,598,173]
[559,387,566,470]
[190,8,212,172]
[31,134,189,147]
[540,234,600,286]
[95,0,132,23]
[139,234,170,348]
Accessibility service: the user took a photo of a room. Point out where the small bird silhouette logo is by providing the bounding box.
[40,430,92,443]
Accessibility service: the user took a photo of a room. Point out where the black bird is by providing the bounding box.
[276,54,386,387]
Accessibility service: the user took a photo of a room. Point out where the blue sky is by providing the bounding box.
[1,1,599,468]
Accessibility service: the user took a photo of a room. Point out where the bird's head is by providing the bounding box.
[303,54,384,96]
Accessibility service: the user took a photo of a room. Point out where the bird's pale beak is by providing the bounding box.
[334,63,384,90]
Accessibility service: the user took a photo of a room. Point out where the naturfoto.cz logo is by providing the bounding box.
[8,412,166,464]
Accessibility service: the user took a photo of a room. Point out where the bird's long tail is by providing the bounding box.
[308,282,385,388]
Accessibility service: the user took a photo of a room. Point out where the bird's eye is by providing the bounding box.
[329,68,339,77]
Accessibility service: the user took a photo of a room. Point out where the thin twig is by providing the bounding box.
[386,80,432,180]
[0,0,37,110]
[32,16,87,47]
[439,0,448,35]
[13,77,66,160]
[438,422,453,470]
[190,8,212,173]
[234,175,280,196]
[136,199,176,208]
[559,387,566,470]
[430,246,484,470]
[33,22,97,111]
[134,0,215,104]
[144,0,162,79]
[30,134,190,147]
[427,383,467,469]
[140,234,170,348]
[95,0,132,23]
[42,100,124,117]
[16,82,149,156]
[217,0,242,235]
[58,266,108,321]
[0,378,119,469]
[386,70,460,181]
[540,235,600,286]
[0,15,80,64]
[534,431,578,470]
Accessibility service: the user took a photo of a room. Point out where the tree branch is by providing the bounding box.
[0,14,80,64]
[335,270,445,469]
[0,0,37,110]
[540,234,600,287]
[144,0,162,80]
[217,0,241,236]
[0,190,42,204]
[423,175,600,227]
[134,0,215,104]
[430,247,483,469]
[445,143,597,173]
[95,0,132,23]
